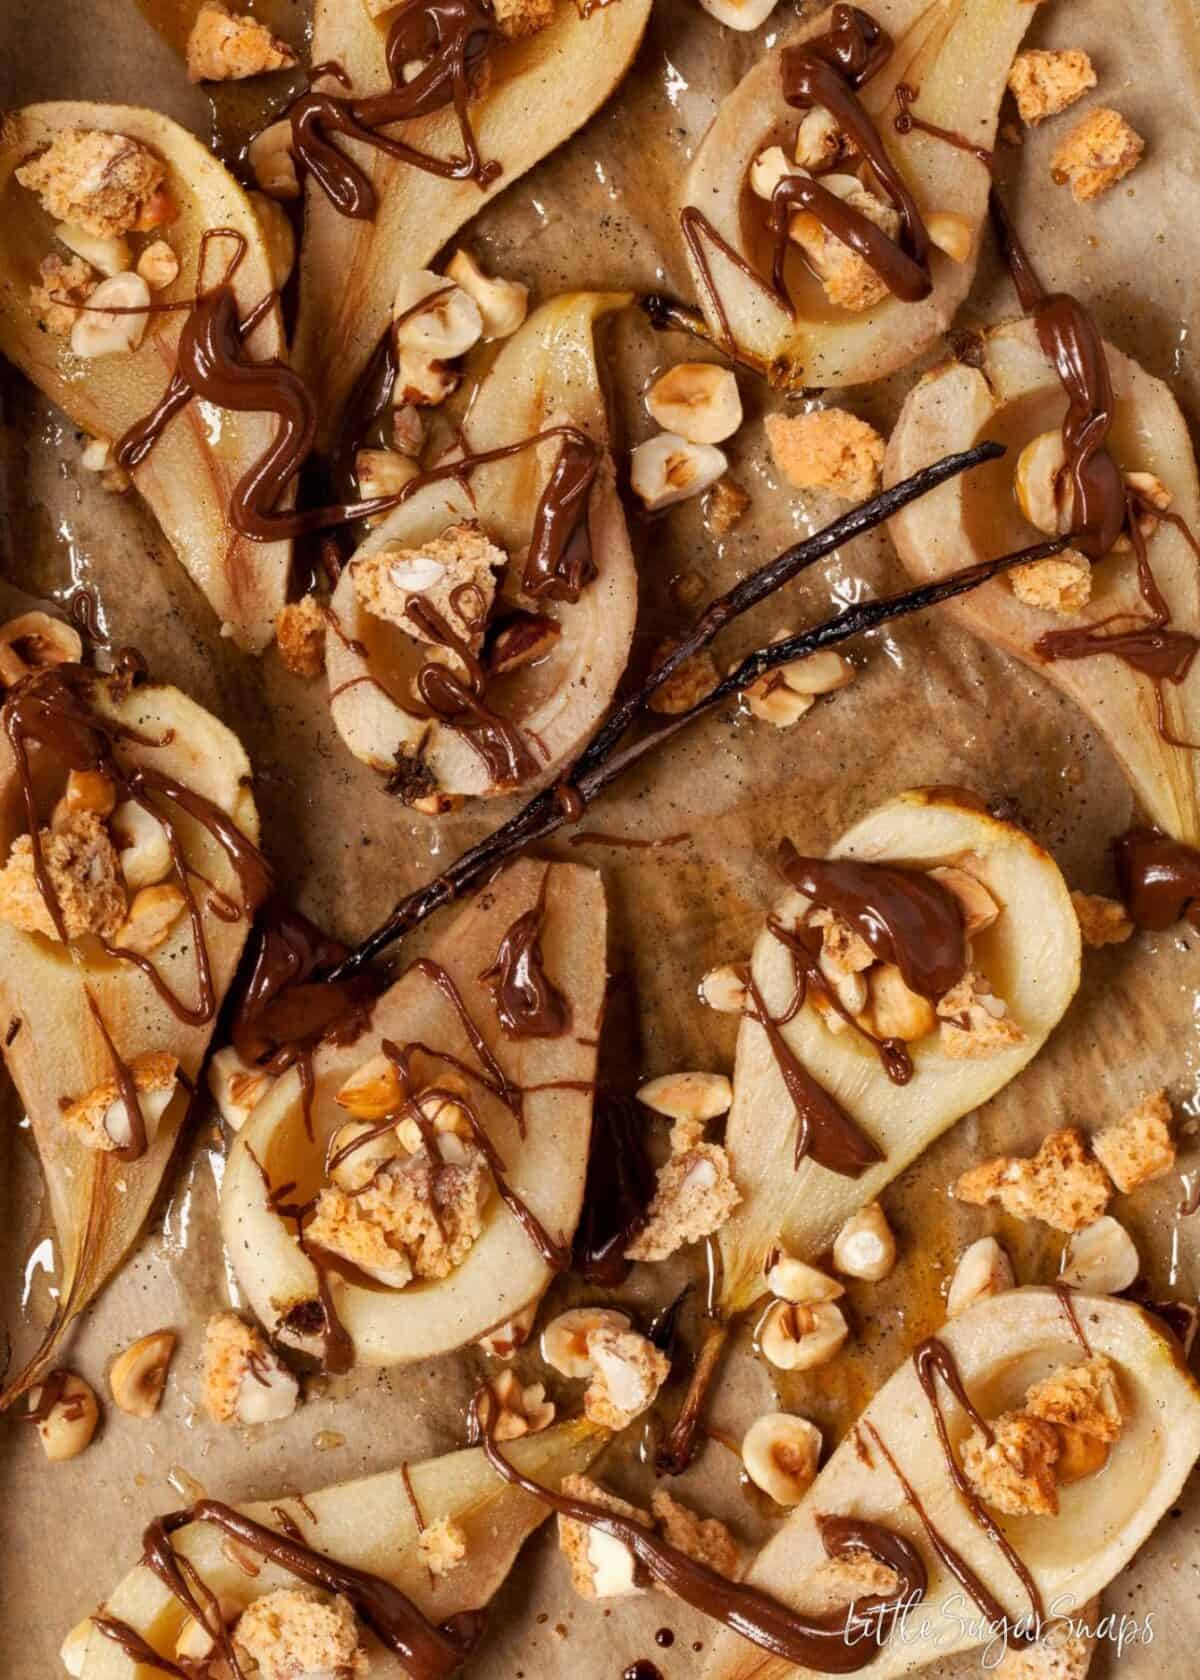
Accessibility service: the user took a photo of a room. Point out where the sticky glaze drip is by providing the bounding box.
[479,1402,925,1672]
[479,868,570,1037]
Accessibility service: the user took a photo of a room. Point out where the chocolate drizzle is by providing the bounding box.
[778,840,967,999]
[1113,825,1200,929]
[479,868,571,1037]
[893,82,993,169]
[478,1403,926,1672]
[143,1501,485,1680]
[287,0,503,220]
[766,915,912,1085]
[912,1338,1043,1621]
[84,990,149,1162]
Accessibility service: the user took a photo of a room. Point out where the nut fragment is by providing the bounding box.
[631,433,728,511]
[696,0,779,30]
[356,447,419,505]
[477,1301,538,1359]
[766,1254,844,1304]
[541,1306,632,1378]
[831,1202,896,1282]
[1014,430,1072,537]
[558,1475,652,1601]
[276,595,327,679]
[946,1236,1014,1318]
[396,351,460,407]
[490,612,561,674]
[60,1051,178,1153]
[0,611,82,688]
[336,1051,404,1120]
[953,1128,1112,1233]
[582,1328,670,1429]
[478,1369,555,1440]
[1071,889,1133,948]
[749,145,793,202]
[202,1311,299,1426]
[113,881,187,954]
[706,475,751,536]
[111,797,172,889]
[742,1412,822,1506]
[445,248,529,340]
[136,240,180,291]
[248,119,300,200]
[645,363,743,445]
[925,212,972,265]
[327,1119,402,1193]
[208,1045,274,1132]
[1060,1215,1139,1295]
[759,1300,848,1372]
[186,0,298,81]
[866,963,936,1042]
[28,1371,99,1461]
[699,963,748,1013]
[393,270,483,358]
[70,270,151,359]
[174,1596,240,1663]
[929,865,1000,935]
[637,1069,732,1122]
[109,1329,177,1418]
[64,768,117,817]
[56,220,131,277]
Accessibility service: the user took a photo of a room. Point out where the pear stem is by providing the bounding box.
[656,1319,732,1475]
[327,444,1069,979]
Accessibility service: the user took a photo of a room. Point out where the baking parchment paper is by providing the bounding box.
[1,0,1198,1674]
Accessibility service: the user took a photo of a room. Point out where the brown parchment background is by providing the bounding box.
[1,0,1199,1675]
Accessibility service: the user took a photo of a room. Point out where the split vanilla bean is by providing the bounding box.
[325,448,1071,979]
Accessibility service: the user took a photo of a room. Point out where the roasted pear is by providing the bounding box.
[222,858,605,1366]
[719,790,1079,1314]
[0,674,260,1406]
[74,1419,606,1679]
[680,0,1033,387]
[886,317,1200,842]
[0,103,289,652]
[295,0,653,437]
[705,1289,1200,1680]
[327,293,637,799]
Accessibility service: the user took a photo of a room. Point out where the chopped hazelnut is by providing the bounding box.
[1007,50,1097,127]
[307,1141,490,1287]
[113,882,188,954]
[60,1049,178,1153]
[352,520,503,649]
[788,179,899,311]
[936,971,1026,1059]
[831,1202,896,1282]
[202,1311,299,1426]
[109,1329,177,1418]
[490,0,557,37]
[953,1127,1112,1233]
[1051,107,1145,201]
[0,813,126,942]
[233,1589,367,1680]
[650,1490,739,1579]
[418,1515,468,1577]
[186,1,298,82]
[647,639,719,716]
[1060,1214,1139,1295]
[28,1371,100,1462]
[1091,1089,1175,1192]
[624,1143,741,1262]
[489,612,561,675]
[1008,552,1093,615]
[29,252,96,335]
[16,129,167,239]
[764,409,885,500]
[276,596,327,679]
[946,1236,1014,1318]
[759,1299,848,1372]
[208,1046,274,1131]
[137,239,180,291]
[960,1410,1061,1517]
[478,1368,556,1439]
[558,1474,651,1601]
[1072,889,1134,948]
[706,475,751,536]
[0,611,82,687]
[582,1328,670,1429]
[478,1301,539,1359]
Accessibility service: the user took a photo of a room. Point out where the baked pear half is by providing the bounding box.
[719,789,1079,1314]
[222,858,605,1367]
[327,292,637,800]
[705,1289,1200,1680]
[0,103,289,653]
[680,0,1032,387]
[0,668,261,1406]
[295,0,653,437]
[71,1418,605,1679]
[886,317,1200,843]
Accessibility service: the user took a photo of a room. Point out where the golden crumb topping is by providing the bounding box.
[16,129,166,238]
[765,410,885,500]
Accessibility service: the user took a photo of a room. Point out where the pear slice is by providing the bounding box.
[886,317,1200,842]
[295,0,653,438]
[327,292,637,799]
[75,1418,606,1679]
[680,0,1033,387]
[0,103,290,652]
[704,1289,1200,1680]
[0,677,260,1406]
[222,857,605,1366]
[719,790,1079,1314]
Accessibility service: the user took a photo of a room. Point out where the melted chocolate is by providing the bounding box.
[23,1367,71,1423]
[779,839,967,999]
[913,1338,1044,1619]
[479,1408,926,1672]
[521,428,599,602]
[1113,826,1200,929]
[85,990,149,1162]
[573,1096,656,1285]
[479,869,571,1037]
[893,82,993,168]
[767,915,912,1085]
[231,899,377,1070]
[93,1617,188,1677]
